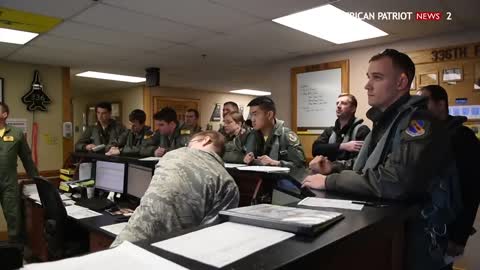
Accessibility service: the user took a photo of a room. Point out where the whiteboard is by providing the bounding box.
[296,68,342,128]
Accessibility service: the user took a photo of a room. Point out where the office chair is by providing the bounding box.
[33,176,88,260]
[0,242,23,269]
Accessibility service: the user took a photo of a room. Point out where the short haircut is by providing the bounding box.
[0,102,9,115]
[186,108,200,119]
[153,107,178,124]
[420,85,449,111]
[191,131,226,156]
[338,93,358,108]
[129,109,146,124]
[369,49,415,89]
[247,96,276,114]
[225,111,244,125]
[95,102,112,112]
[223,101,239,112]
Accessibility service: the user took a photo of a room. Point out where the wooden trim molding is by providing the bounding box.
[143,86,152,126]
[62,67,73,164]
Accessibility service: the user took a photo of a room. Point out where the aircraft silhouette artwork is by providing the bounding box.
[22,70,52,111]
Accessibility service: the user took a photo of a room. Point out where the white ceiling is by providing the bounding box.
[1,0,479,94]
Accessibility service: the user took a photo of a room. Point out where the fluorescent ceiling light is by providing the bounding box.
[0,28,38,45]
[272,4,388,44]
[76,71,146,83]
[230,89,271,96]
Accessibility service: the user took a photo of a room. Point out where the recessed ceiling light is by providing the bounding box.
[76,71,146,83]
[272,4,388,44]
[0,28,38,45]
[230,89,271,96]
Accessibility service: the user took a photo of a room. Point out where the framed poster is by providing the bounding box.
[474,62,480,90]
[442,67,463,82]
[0,77,3,102]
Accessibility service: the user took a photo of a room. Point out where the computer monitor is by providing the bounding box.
[127,164,153,198]
[95,160,126,193]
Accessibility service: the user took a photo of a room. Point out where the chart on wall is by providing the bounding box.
[296,68,341,129]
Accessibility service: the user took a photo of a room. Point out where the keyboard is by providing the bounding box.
[75,197,115,211]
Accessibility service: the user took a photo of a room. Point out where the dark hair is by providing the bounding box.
[223,101,239,112]
[153,107,178,124]
[95,102,112,112]
[0,102,9,115]
[247,96,276,114]
[186,108,200,119]
[420,85,449,111]
[338,93,358,108]
[191,131,226,156]
[369,49,415,89]
[129,109,146,124]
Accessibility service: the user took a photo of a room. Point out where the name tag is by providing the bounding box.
[3,136,14,142]
[180,129,191,135]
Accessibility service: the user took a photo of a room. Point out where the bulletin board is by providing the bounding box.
[407,42,480,122]
[291,60,349,160]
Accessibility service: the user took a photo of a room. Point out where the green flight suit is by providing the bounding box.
[117,126,154,157]
[248,119,306,176]
[140,123,191,157]
[0,125,38,241]
[75,119,126,152]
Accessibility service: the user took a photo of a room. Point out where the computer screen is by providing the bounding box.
[95,161,126,193]
[127,164,153,198]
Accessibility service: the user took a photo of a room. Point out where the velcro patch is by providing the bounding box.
[3,136,14,142]
[405,120,425,137]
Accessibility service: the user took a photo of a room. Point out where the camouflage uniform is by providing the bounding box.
[75,119,126,152]
[0,125,38,241]
[111,147,239,246]
[248,119,306,172]
[139,123,191,157]
[117,126,154,157]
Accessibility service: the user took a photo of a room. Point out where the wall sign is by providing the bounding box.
[22,70,51,111]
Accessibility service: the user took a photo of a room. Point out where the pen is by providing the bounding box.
[351,201,389,208]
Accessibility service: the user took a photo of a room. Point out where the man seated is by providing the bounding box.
[140,107,191,157]
[184,108,202,134]
[106,109,153,157]
[312,93,370,170]
[302,49,453,269]
[219,101,239,138]
[243,96,306,174]
[111,131,239,247]
[75,102,126,153]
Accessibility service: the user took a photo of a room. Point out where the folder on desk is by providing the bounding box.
[219,204,343,236]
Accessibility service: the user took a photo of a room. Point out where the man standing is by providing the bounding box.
[111,131,239,247]
[140,107,190,157]
[302,49,452,269]
[312,93,370,169]
[106,109,153,157]
[184,109,202,134]
[0,102,38,242]
[75,102,126,153]
[243,96,306,173]
[418,85,480,263]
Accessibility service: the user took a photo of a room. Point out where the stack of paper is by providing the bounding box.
[224,163,247,168]
[100,222,128,236]
[22,241,188,270]
[298,197,364,210]
[139,157,162,161]
[236,166,290,173]
[65,205,102,219]
[153,222,294,268]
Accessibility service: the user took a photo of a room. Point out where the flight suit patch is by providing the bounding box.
[3,136,14,142]
[144,134,153,140]
[287,132,298,143]
[406,120,425,137]
[180,129,191,135]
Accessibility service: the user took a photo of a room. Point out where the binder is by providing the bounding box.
[220,204,343,236]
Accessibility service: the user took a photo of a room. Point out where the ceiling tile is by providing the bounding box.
[0,43,20,58]
[72,3,217,43]
[0,0,94,19]
[103,0,263,32]
[50,21,173,51]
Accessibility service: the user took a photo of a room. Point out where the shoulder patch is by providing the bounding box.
[180,129,191,135]
[405,120,426,137]
[3,135,14,142]
[287,132,298,143]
